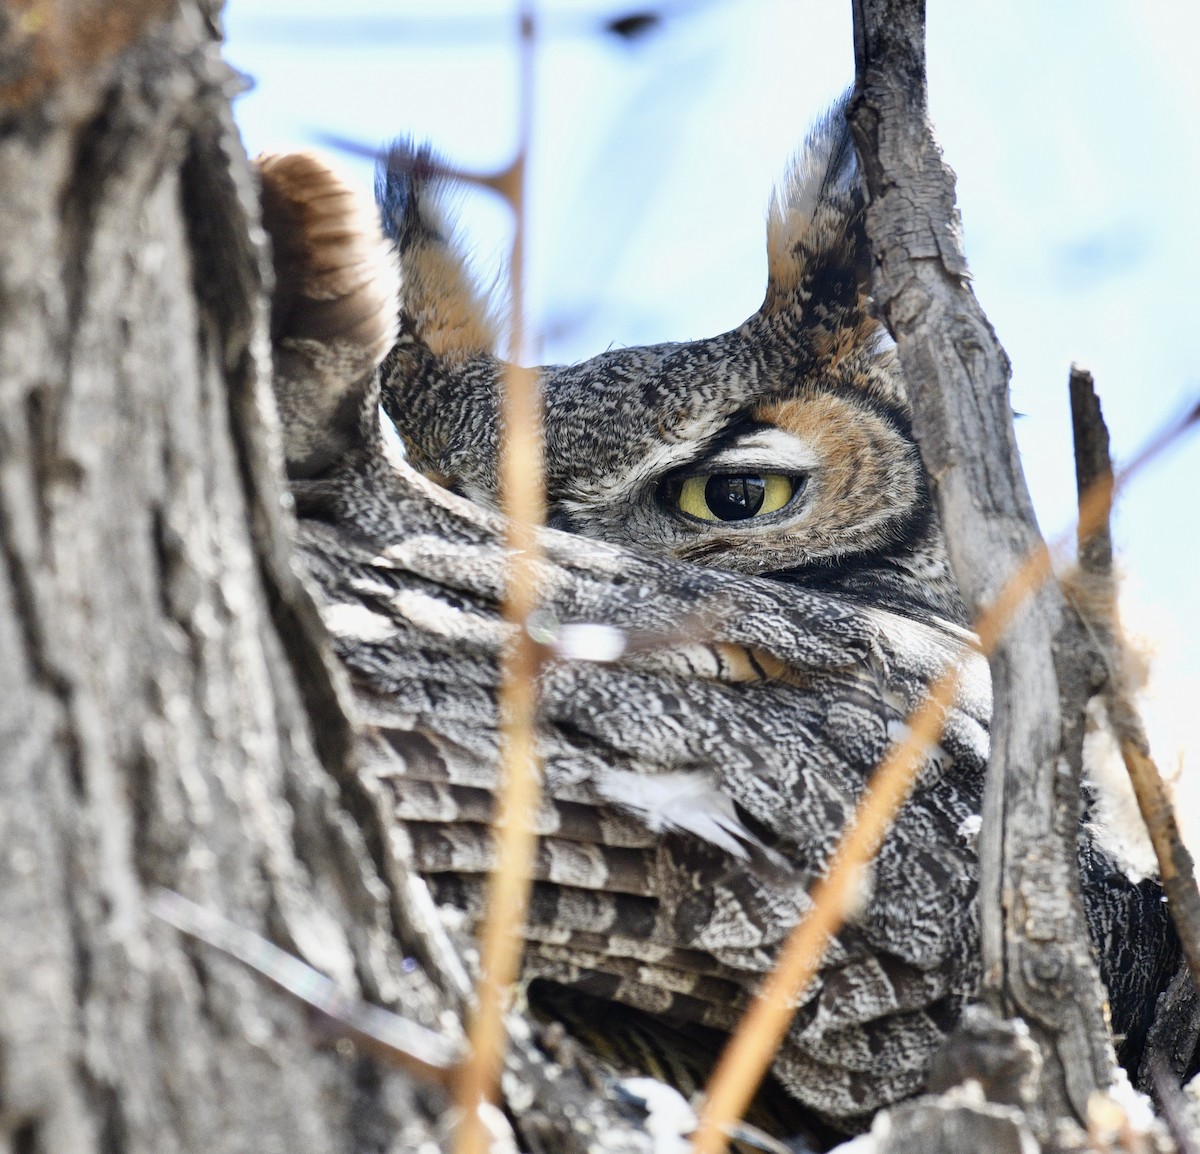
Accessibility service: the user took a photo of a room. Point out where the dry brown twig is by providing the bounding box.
[322,8,551,1151]
[449,10,546,1154]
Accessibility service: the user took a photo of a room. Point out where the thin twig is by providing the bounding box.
[318,133,522,205]
[689,398,1200,1154]
[1068,369,1200,996]
[1151,1055,1200,1154]
[150,889,462,1083]
[452,9,544,1154]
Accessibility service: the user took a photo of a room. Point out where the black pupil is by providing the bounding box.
[705,475,765,521]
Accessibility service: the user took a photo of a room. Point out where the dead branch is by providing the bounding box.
[849,0,1115,1130]
[1068,368,1200,997]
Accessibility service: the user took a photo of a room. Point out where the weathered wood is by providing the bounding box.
[848,0,1115,1130]
[0,6,446,1150]
[1067,367,1115,586]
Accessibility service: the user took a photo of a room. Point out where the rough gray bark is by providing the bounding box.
[849,0,1115,1134]
[0,5,447,1150]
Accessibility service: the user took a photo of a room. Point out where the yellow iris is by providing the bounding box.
[675,474,794,522]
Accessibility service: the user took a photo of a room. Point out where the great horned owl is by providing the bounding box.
[259,104,1178,1143]
[376,110,963,630]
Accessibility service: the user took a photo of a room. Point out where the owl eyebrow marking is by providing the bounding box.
[683,426,821,477]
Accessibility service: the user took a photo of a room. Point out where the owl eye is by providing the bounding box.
[669,473,798,522]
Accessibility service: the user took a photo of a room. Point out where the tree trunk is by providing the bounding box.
[0,5,444,1150]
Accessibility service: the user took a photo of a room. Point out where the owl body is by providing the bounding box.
[298,465,992,1132]
[260,105,1178,1140]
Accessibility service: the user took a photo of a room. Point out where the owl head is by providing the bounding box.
[376,100,965,626]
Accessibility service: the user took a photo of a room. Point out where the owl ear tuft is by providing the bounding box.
[376,143,502,363]
[762,95,872,324]
[374,144,508,503]
[258,149,400,477]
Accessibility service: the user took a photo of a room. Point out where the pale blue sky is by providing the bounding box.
[224,1,1199,793]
